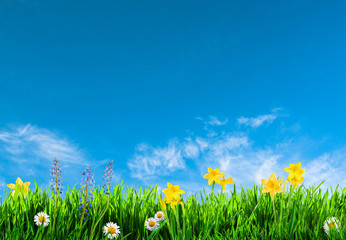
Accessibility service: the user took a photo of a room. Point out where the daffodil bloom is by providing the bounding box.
[284,162,305,178]
[287,173,304,189]
[261,173,284,200]
[164,194,182,208]
[7,177,31,198]
[203,168,225,185]
[215,175,233,190]
[162,182,185,200]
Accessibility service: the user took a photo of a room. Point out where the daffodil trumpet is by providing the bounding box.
[7,177,31,199]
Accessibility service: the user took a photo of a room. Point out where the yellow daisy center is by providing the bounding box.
[157,213,163,218]
[107,226,116,234]
[39,216,45,223]
[149,221,156,227]
[329,222,335,230]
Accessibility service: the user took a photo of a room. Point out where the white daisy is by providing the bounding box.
[145,217,159,231]
[154,211,165,222]
[323,217,340,235]
[34,212,50,227]
[103,222,121,239]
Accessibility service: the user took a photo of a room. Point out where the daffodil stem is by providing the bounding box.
[282,179,289,195]
[168,208,176,240]
[211,182,215,206]
[174,206,180,232]
[182,208,186,240]
[163,208,174,239]
[272,198,277,225]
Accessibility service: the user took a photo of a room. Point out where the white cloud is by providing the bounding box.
[303,150,346,196]
[183,140,199,159]
[253,151,282,183]
[238,114,277,128]
[191,135,250,176]
[196,116,228,126]
[112,172,122,185]
[196,137,209,151]
[206,130,217,138]
[195,116,228,137]
[210,135,248,156]
[207,116,228,126]
[271,107,283,113]
[128,133,250,182]
[127,140,186,180]
[0,124,86,166]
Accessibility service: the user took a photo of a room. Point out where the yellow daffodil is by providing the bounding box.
[7,177,31,198]
[284,162,305,178]
[162,182,185,200]
[261,173,284,200]
[261,173,284,225]
[287,174,304,189]
[215,175,233,190]
[165,194,181,208]
[203,168,225,185]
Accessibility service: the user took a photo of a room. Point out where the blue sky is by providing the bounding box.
[0,0,346,202]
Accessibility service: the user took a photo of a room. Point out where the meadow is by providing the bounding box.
[0,159,345,240]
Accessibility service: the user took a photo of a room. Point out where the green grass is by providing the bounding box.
[0,180,345,240]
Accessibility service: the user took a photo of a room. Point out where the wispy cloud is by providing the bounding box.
[207,116,228,126]
[237,114,277,128]
[183,139,199,159]
[127,140,186,180]
[128,132,250,182]
[237,108,286,128]
[195,116,228,138]
[0,124,87,168]
[304,149,346,194]
[196,116,228,126]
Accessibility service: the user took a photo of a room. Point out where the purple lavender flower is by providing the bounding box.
[102,160,113,195]
[79,165,95,226]
[50,158,63,200]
